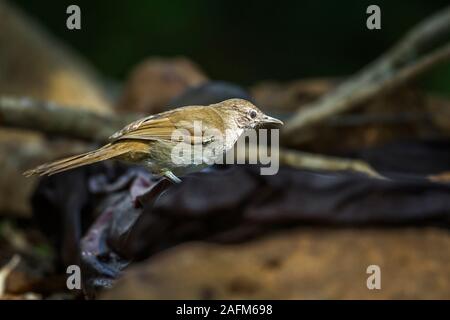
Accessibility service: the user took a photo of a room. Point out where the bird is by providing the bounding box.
[23,99,283,183]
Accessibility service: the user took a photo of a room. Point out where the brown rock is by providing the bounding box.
[102,228,450,299]
[0,1,112,113]
[117,57,208,114]
[251,78,338,112]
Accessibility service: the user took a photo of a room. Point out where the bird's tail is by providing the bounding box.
[23,143,132,177]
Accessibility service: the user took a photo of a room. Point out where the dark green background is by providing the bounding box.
[12,0,450,94]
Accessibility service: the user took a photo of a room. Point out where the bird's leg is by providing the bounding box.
[135,177,171,207]
[162,170,182,184]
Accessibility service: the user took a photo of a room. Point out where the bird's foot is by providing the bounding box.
[162,170,182,184]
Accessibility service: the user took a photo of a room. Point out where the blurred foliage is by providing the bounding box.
[11,0,450,95]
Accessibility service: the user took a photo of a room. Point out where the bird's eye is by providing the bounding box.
[249,110,257,119]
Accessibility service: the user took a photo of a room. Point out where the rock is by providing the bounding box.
[117,57,208,114]
[251,78,337,112]
[102,228,450,299]
[0,1,112,113]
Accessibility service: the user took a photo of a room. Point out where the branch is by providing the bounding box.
[279,148,383,178]
[235,144,383,178]
[283,6,450,143]
[0,96,137,141]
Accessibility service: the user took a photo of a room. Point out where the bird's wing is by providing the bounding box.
[109,107,217,145]
[109,116,177,141]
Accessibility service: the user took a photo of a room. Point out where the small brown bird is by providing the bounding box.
[24,99,283,183]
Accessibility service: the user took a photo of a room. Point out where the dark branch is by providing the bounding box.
[283,6,450,144]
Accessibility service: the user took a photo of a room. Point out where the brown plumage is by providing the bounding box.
[23,141,149,177]
[23,99,283,183]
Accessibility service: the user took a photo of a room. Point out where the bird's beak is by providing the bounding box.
[262,114,284,126]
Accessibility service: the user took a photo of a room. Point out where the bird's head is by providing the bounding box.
[216,98,283,129]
